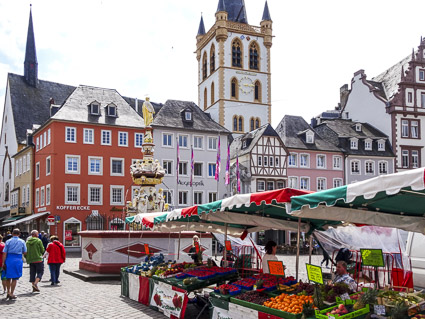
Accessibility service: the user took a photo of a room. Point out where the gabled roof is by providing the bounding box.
[51,85,144,128]
[152,99,229,133]
[314,119,395,157]
[276,115,340,152]
[372,53,412,101]
[122,97,163,118]
[230,123,282,158]
[8,73,76,144]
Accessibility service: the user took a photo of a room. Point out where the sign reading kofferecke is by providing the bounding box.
[56,205,91,210]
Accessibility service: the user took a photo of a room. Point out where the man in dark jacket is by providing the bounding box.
[41,234,49,250]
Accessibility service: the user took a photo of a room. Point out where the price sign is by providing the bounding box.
[225,240,232,251]
[374,305,386,315]
[194,242,200,253]
[144,244,150,255]
[306,263,324,285]
[340,293,350,301]
[267,261,285,276]
[360,248,384,267]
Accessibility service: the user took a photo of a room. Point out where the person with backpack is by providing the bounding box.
[43,235,66,285]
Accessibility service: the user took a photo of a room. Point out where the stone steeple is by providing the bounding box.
[24,5,38,88]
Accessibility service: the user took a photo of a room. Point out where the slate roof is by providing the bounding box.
[152,99,229,133]
[366,80,387,100]
[314,119,395,157]
[51,85,144,128]
[8,73,76,144]
[230,123,280,158]
[372,53,412,101]
[197,15,206,35]
[262,1,271,21]
[276,115,340,152]
[218,0,248,24]
[122,97,163,118]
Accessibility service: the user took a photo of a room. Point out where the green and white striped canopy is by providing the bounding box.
[289,167,425,234]
[126,188,342,236]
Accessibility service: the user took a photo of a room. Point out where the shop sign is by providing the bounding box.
[306,263,323,284]
[65,230,73,241]
[177,179,204,187]
[360,248,384,267]
[150,282,186,318]
[212,307,233,319]
[56,205,90,211]
[268,260,285,276]
[225,240,232,251]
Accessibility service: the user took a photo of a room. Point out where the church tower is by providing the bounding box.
[24,5,38,88]
[196,0,273,134]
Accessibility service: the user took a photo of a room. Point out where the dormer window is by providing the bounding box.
[350,138,358,150]
[355,123,362,132]
[107,104,117,117]
[242,140,247,148]
[377,139,385,151]
[185,111,192,121]
[364,138,372,150]
[90,102,100,115]
[306,131,314,144]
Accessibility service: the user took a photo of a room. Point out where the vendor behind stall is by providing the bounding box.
[262,241,278,273]
[332,261,357,291]
[188,235,201,264]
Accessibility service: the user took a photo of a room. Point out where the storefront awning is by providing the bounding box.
[1,212,49,227]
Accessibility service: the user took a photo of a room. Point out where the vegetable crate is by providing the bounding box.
[315,304,370,319]
[230,297,302,319]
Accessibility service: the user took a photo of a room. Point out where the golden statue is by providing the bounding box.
[142,97,155,127]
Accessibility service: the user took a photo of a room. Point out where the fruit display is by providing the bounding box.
[233,290,270,305]
[278,276,297,286]
[263,293,314,314]
[325,304,349,316]
[233,278,256,290]
[353,288,378,311]
[412,315,425,319]
[214,284,241,295]
[185,269,216,279]
[277,282,299,293]
[182,277,198,286]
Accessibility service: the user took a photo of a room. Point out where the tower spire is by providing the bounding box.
[24,4,38,87]
[197,14,206,36]
[216,0,226,13]
[262,0,272,21]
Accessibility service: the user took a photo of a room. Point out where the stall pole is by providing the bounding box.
[127,223,131,266]
[224,223,228,267]
[295,218,301,281]
[177,231,181,261]
[308,234,313,265]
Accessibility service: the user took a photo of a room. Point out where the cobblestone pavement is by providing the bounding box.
[0,253,325,319]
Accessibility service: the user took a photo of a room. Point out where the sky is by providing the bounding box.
[1,0,425,129]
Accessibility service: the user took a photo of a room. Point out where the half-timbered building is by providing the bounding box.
[229,124,288,195]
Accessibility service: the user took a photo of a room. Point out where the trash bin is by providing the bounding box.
[121,267,129,297]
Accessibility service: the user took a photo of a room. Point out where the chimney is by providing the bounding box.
[26,129,34,146]
[311,117,318,127]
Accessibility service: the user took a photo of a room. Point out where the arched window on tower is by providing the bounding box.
[249,42,259,70]
[255,118,260,129]
[250,117,255,131]
[202,52,208,80]
[211,82,215,104]
[231,78,238,99]
[232,39,242,67]
[233,116,238,132]
[204,87,208,110]
[238,116,244,132]
[210,45,215,73]
[254,80,262,102]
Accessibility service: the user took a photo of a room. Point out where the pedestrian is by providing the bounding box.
[262,240,278,273]
[26,230,45,292]
[320,248,331,268]
[44,235,66,285]
[3,231,12,243]
[41,233,49,250]
[1,228,27,300]
[0,234,6,294]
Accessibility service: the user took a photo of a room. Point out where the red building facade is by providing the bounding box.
[33,86,145,250]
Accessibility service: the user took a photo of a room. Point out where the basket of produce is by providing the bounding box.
[214,284,241,296]
[315,303,370,318]
[233,278,256,290]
